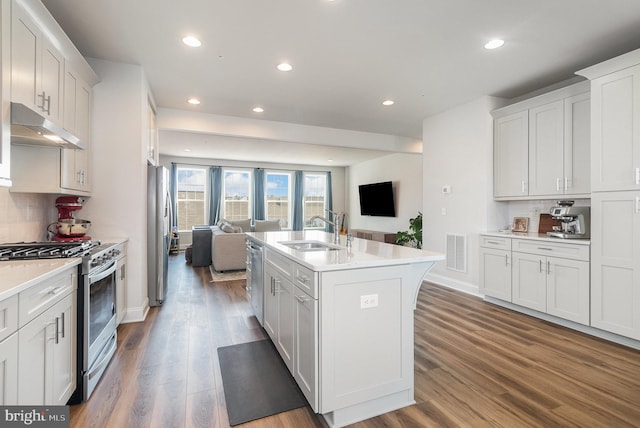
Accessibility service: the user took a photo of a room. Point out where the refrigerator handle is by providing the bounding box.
[166,189,174,253]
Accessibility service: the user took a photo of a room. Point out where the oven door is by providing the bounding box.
[86,259,117,369]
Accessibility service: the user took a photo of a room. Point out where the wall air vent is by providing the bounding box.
[446,233,467,272]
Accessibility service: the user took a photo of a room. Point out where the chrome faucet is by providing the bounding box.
[310,209,351,247]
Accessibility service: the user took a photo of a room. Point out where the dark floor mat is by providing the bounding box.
[217,339,307,425]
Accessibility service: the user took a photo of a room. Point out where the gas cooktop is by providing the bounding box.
[0,241,100,261]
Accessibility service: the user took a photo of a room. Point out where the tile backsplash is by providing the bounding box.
[0,188,57,242]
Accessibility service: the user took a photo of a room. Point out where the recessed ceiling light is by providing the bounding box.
[382,99,395,106]
[252,107,264,113]
[484,39,505,50]
[277,63,293,72]
[182,36,202,47]
[187,97,201,105]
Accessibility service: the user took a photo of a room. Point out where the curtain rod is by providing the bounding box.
[169,161,332,174]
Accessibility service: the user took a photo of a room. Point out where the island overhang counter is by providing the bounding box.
[246,230,445,427]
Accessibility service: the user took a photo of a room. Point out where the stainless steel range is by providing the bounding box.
[0,240,120,403]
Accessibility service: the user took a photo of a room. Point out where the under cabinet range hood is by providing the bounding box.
[10,102,86,150]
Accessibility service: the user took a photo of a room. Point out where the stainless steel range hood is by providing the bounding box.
[10,102,86,150]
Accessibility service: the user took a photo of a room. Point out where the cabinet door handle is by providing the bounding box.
[537,247,553,251]
[296,295,311,304]
[44,95,51,115]
[296,275,308,283]
[636,197,640,214]
[564,177,569,191]
[547,261,551,275]
[539,260,543,273]
[635,167,640,185]
[55,317,60,344]
[521,181,526,194]
[37,92,46,110]
[60,312,65,338]
[487,240,501,245]
[556,178,561,192]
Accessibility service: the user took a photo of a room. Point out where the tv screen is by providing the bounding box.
[358,181,396,217]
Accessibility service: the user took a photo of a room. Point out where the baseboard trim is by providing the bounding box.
[423,272,482,297]
[485,297,640,350]
[121,297,150,323]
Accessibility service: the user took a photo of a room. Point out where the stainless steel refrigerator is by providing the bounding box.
[147,165,172,306]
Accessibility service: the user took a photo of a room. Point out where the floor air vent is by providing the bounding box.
[446,234,467,272]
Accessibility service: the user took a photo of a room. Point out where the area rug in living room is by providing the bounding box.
[217,339,307,425]
[209,265,246,283]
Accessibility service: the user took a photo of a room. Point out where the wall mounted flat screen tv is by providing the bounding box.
[358,181,396,217]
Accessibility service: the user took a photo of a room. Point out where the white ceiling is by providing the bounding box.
[42,0,640,165]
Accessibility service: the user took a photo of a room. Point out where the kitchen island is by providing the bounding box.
[246,230,444,427]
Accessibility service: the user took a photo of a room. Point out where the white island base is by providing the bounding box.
[248,230,444,427]
[318,262,436,427]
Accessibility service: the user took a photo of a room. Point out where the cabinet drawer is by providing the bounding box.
[19,269,76,327]
[264,248,293,281]
[479,235,512,250]
[293,263,317,299]
[512,239,589,261]
[0,295,19,342]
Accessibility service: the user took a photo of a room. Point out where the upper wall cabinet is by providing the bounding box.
[11,1,64,125]
[0,1,10,187]
[577,51,640,192]
[491,81,591,200]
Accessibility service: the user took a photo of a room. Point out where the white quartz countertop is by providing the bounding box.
[481,231,590,246]
[247,230,445,271]
[0,258,81,301]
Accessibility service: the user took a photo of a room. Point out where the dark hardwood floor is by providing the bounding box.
[70,254,640,428]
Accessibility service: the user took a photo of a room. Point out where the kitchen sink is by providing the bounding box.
[279,240,342,252]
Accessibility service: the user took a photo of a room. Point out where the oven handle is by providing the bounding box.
[89,260,117,283]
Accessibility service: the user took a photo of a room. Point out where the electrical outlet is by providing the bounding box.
[360,294,378,309]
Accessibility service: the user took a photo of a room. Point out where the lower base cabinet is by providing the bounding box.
[18,291,76,406]
[591,191,640,340]
[0,333,18,405]
[480,235,590,326]
[264,263,294,372]
[293,284,318,410]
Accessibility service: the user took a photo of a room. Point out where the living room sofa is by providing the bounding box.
[193,219,281,271]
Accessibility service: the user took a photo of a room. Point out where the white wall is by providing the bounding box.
[422,96,508,294]
[347,153,423,233]
[81,58,150,322]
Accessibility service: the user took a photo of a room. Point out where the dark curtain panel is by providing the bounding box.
[292,170,304,230]
[208,166,222,225]
[253,168,265,221]
[170,163,178,230]
[326,172,334,234]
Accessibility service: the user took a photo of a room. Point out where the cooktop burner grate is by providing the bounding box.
[0,241,100,260]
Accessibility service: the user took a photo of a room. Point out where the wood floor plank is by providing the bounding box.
[69,255,640,428]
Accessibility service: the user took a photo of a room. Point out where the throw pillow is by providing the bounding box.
[229,218,251,232]
[220,221,242,233]
[254,220,281,232]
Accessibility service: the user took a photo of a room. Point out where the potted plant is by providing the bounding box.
[396,211,423,249]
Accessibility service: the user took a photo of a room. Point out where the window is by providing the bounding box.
[176,167,207,232]
[223,169,252,221]
[266,172,292,229]
[304,173,327,228]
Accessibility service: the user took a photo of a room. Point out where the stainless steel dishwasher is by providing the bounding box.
[246,239,264,325]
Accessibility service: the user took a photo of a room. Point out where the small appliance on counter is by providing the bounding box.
[47,196,92,241]
[546,201,590,239]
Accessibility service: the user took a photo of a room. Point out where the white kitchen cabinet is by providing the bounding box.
[18,290,76,406]
[264,260,294,372]
[293,284,318,411]
[579,61,640,192]
[479,236,512,301]
[11,0,64,125]
[0,333,18,405]
[0,294,19,405]
[590,191,640,340]
[17,268,76,406]
[493,110,529,198]
[528,100,564,196]
[492,81,590,200]
[512,251,547,312]
[0,0,10,187]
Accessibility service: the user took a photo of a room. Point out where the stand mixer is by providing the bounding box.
[48,196,92,241]
[546,201,590,239]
